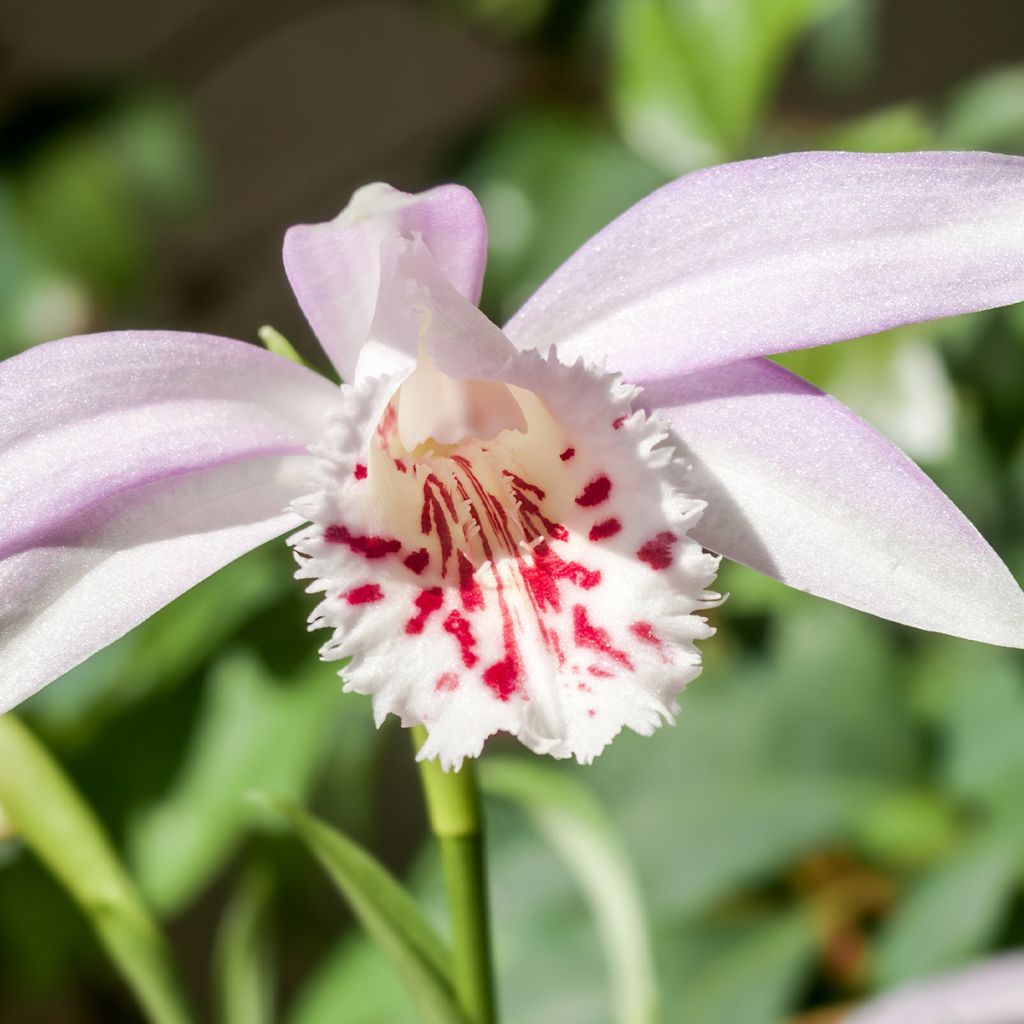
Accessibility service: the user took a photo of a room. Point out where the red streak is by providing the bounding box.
[559,447,575,462]
[573,604,633,670]
[589,518,622,541]
[521,543,600,612]
[324,524,401,559]
[405,588,443,635]
[637,532,676,571]
[482,599,521,702]
[575,475,612,507]
[444,610,478,667]
[503,471,545,499]
[630,621,661,646]
[587,665,614,678]
[345,583,383,605]
[403,549,429,575]
[421,475,456,575]
[394,458,407,473]
[612,414,627,430]
[457,551,484,611]
[353,463,367,480]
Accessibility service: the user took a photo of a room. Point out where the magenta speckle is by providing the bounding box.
[405,588,443,634]
[345,583,383,605]
[404,548,429,575]
[483,657,518,701]
[560,447,575,462]
[575,475,612,507]
[630,621,661,646]
[573,604,633,669]
[637,532,676,571]
[353,463,367,480]
[435,672,459,692]
[589,518,622,541]
[324,524,401,559]
[444,609,478,667]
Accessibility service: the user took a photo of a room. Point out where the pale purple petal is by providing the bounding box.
[644,358,1024,647]
[506,152,1024,378]
[0,456,312,712]
[846,954,1024,1024]
[284,183,488,380]
[0,331,339,560]
[0,330,338,708]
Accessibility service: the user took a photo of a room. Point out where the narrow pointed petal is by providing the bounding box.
[644,358,1024,647]
[505,152,1024,378]
[0,331,338,708]
[0,456,311,712]
[846,954,1024,1024]
[0,331,338,560]
[284,183,488,381]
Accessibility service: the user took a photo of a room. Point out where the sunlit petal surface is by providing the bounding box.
[506,152,1024,379]
[0,331,336,708]
[645,357,1024,647]
[0,456,312,711]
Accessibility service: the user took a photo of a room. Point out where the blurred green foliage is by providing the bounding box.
[3,1,1024,1022]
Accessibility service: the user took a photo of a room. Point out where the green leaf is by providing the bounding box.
[818,103,934,153]
[0,716,195,1024]
[267,798,465,1024]
[873,830,1020,986]
[287,938,419,1024]
[911,638,1024,821]
[463,109,665,324]
[129,650,342,914]
[482,758,659,1024]
[939,65,1024,152]
[668,912,817,1024]
[590,599,916,917]
[612,0,833,172]
[215,865,274,1024]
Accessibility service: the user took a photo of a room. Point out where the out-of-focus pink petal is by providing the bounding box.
[505,152,1024,378]
[645,358,1024,647]
[0,331,338,560]
[284,183,488,381]
[0,456,312,712]
[846,953,1024,1024]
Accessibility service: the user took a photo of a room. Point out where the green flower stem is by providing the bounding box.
[411,727,496,1024]
[0,715,195,1024]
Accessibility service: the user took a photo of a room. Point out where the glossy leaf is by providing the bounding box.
[267,799,465,1024]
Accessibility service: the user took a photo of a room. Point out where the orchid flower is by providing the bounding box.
[3,152,1024,768]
